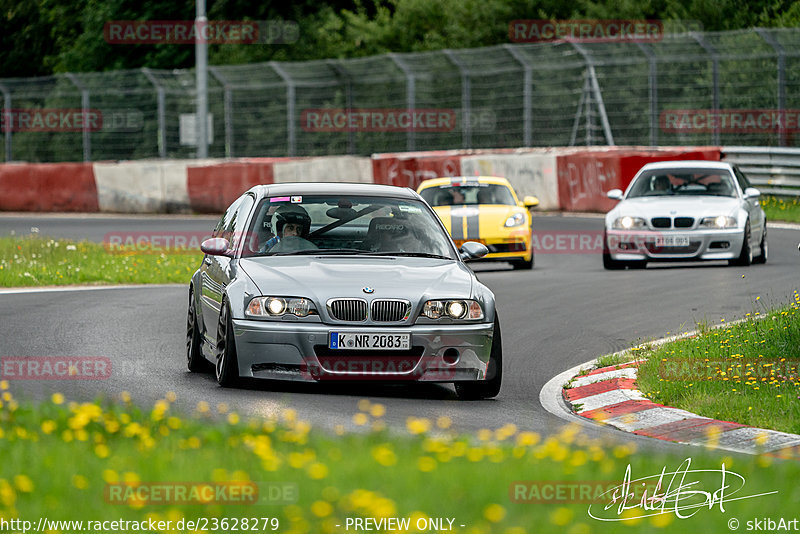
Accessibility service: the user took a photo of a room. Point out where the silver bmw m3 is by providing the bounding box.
[187,182,502,399]
[603,161,767,269]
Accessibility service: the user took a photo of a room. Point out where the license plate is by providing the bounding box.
[654,235,689,247]
[329,332,410,350]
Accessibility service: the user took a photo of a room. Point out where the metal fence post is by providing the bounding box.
[503,45,532,147]
[443,50,472,149]
[141,68,167,158]
[0,83,11,162]
[756,28,786,147]
[388,53,416,152]
[635,42,658,147]
[65,73,91,161]
[208,67,234,158]
[690,32,720,146]
[327,59,355,155]
[269,62,296,157]
[570,42,615,146]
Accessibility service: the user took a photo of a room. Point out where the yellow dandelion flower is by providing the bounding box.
[484,503,506,523]
[51,393,65,405]
[72,475,89,490]
[311,500,332,518]
[369,403,386,418]
[549,507,572,526]
[14,475,34,493]
[417,456,437,472]
[307,463,328,480]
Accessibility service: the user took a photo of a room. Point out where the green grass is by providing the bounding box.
[2,388,800,533]
[0,236,202,287]
[636,291,800,434]
[761,195,800,223]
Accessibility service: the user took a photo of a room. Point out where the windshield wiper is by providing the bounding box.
[365,251,453,260]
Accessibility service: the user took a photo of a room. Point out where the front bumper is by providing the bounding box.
[606,228,745,261]
[454,232,532,262]
[231,319,495,382]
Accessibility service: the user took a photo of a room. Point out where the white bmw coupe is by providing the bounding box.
[603,161,767,269]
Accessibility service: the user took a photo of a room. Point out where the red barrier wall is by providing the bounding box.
[187,159,282,213]
[0,163,99,212]
[371,151,464,189]
[556,147,721,212]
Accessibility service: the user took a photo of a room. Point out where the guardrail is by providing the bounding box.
[722,146,800,197]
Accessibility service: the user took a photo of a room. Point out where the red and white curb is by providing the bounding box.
[560,360,800,460]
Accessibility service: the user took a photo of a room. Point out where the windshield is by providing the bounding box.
[242,195,457,259]
[419,183,516,206]
[627,170,738,198]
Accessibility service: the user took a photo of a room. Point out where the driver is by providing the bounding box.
[261,204,313,252]
[652,175,671,192]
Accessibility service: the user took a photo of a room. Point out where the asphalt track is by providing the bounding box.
[1,213,799,454]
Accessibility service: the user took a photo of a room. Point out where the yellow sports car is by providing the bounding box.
[417,177,539,269]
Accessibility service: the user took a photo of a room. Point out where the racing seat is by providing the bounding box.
[363,217,411,251]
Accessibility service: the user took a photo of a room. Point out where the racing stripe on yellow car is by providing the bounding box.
[449,206,464,240]
[465,209,480,240]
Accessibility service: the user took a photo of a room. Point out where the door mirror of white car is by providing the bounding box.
[606,189,623,201]
[523,196,540,208]
[744,187,761,199]
[201,237,232,256]
[459,241,489,261]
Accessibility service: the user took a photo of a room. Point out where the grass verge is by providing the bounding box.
[0,236,201,287]
[636,290,800,435]
[761,195,800,224]
[1,386,799,533]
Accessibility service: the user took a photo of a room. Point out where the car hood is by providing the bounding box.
[608,196,741,221]
[239,256,474,304]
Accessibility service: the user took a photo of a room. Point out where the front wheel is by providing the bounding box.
[512,252,534,270]
[753,224,768,264]
[729,222,753,267]
[455,316,502,400]
[215,301,240,387]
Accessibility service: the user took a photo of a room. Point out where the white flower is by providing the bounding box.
[66,245,77,251]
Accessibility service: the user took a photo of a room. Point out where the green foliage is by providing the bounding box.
[5,0,800,76]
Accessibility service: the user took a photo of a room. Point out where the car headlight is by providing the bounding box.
[611,216,647,230]
[504,213,525,228]
[421,299,483,320]
[699,216,737,229]
[246,296,317,318]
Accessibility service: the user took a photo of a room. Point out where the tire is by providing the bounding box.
[215,300,240,387]
[455,316,502,400]
[753,224,768,264]
[729,222,753,267]
[186,288,210,372]
[602,252,624,270]
[512,252,534,270]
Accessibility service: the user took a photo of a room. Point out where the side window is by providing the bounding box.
[231,194,255,249]
[212,195,252,246]
[733,166,751,192]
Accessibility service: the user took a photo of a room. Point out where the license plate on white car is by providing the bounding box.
[654,235,689,247]
[329,332,410,350]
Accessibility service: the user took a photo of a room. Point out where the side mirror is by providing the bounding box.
[459,241,489,261]
[744,187,761,199]
[523,196,540,208]
[606,189,623,201]
[201,237,232,256]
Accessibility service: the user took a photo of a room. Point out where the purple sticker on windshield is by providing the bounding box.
[270,196,290,203]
